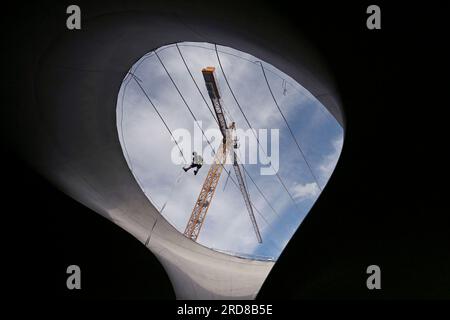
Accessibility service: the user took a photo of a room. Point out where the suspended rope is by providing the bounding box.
[155,49,239,190]
[258,61,322,191]
[160,169,185,213]
[214,44,301,208]
[128,72,188,165]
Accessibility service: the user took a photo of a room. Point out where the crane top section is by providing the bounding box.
[202,67,221,99]
[202,66,216,73]
[202,66,229,140]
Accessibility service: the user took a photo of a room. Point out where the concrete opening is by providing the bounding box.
[117,41,343,261]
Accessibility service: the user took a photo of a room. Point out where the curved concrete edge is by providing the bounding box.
[148,217,274,299]
[14,9,341,299]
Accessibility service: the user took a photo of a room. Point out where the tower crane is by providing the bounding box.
[183,67,262,244]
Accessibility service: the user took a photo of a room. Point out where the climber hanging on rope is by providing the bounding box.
[183,151,203,175]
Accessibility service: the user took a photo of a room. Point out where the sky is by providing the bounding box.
[116,42,343,260]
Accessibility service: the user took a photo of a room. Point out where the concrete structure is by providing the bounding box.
[10,4,343,299]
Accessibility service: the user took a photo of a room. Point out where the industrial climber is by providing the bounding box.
[183,151,203,175]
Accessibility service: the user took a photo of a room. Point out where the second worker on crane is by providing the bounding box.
[183,151,203,175]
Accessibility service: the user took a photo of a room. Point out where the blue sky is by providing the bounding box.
[117,42,343,260]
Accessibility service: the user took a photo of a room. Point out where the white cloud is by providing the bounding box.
[318,135,344,185]
[292,182,320,200]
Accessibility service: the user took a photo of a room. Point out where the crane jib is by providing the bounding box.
[184,67,263,245]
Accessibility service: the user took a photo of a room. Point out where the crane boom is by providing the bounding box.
[201,67,228,138]
[232,153,263,243]
[183,67,262,244]
[183,137,232,241]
